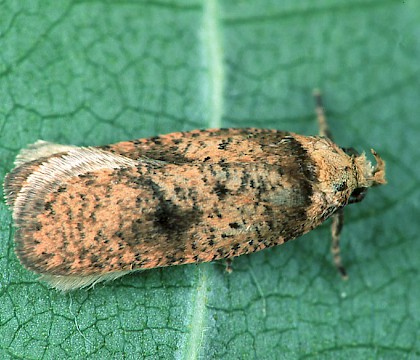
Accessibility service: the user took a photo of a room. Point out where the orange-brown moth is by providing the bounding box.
[3,93,386,291]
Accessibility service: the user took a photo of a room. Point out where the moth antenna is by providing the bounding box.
[313,89,333,140]
[331,208,348,279]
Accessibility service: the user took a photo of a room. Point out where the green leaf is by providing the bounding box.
[1,0,419,358]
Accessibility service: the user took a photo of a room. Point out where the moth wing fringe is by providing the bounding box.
[40,270,136,291]
[11,147,138,223]
[4,141,78,207]
[14,140,78,166]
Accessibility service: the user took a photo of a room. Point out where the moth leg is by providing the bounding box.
[314,90,348,279]
[331,208,348,279]
[225,258,233,273]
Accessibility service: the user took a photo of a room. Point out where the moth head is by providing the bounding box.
[343,147,386,204]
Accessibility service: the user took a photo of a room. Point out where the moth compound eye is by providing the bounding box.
[342,147,360,157]
[349,187,368,204]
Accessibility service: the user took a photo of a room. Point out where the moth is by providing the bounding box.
[3,92,386,291]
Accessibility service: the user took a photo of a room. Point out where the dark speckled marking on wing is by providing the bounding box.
[100,128,290,164]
